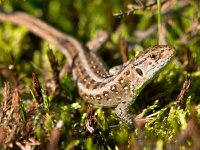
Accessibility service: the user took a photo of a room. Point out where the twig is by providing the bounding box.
[175,76,191,108]
[113,0,167,17]
[119,36,128,63]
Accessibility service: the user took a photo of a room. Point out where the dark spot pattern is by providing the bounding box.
[118,77,124,84]
[92,82,101,89]
[125,70,130,76]
[110,84,117,91]
[150,54,157,59]
[103,91,109,97]
[96,95,102,100]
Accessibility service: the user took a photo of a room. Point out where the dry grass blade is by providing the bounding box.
[47,49,60,86]
[12,88,20,123]
[32,73,43,104]
[2,82,12,112]
[9,55,19,87]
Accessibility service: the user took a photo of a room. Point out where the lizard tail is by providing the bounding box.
[0,11,84,66]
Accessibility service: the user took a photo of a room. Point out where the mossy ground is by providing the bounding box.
[0,0,200,149]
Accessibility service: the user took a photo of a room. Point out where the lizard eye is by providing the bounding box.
[136,68,143,76]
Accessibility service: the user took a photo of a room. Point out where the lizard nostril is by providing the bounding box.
[136,68,143,76]
[150,54,157,59]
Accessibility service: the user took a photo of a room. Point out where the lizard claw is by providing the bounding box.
[134,109,160,128]
[134,109,149,128]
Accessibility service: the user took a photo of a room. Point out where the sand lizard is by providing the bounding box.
[0,12,175,124]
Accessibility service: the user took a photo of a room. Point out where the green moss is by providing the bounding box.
[0,0,199,149]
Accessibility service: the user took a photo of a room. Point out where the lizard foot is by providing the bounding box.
[134,109,149,128]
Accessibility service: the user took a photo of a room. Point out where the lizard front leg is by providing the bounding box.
[115,100,148,125]
[115,100,136,124]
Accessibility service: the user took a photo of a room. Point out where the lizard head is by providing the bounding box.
[132,45,175,94]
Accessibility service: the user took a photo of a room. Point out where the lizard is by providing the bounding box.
[0,11,175,124]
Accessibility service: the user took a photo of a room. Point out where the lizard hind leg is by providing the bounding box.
[86,31,109,52]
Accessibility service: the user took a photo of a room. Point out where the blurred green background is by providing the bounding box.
[0,0,200,149]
